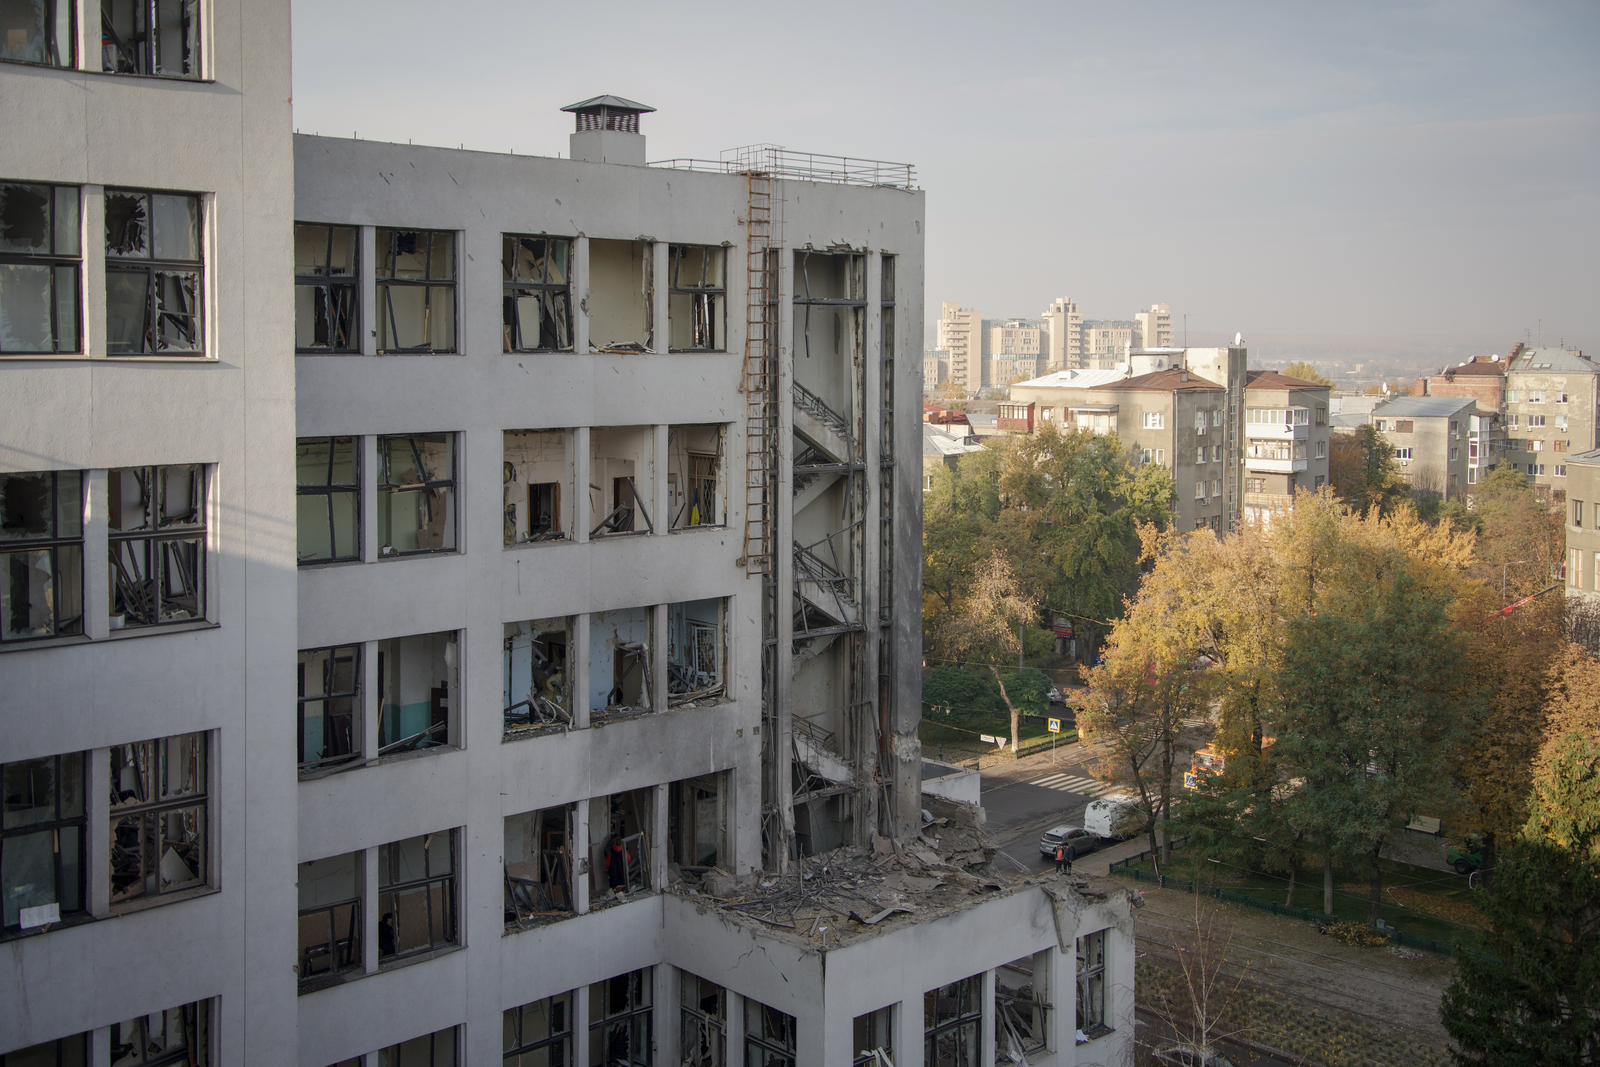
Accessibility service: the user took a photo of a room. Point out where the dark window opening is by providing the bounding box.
[108,464,205,627]
[296,437,359,564]
[0,469,83,641]
[101,0,200,77]
[297,851,362,990]
[0,0,74,67]
[1,752,86,935]
[589,969,652,1067]
[503,235,572,352]
[0,182,80,353]
[294,224,359,353]
[109,733,207,905]
[297,644,361,770]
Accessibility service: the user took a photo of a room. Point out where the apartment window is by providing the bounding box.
[108,465,205,628]
[377,630,456,753]
[667,245,726,351]
[1194,481,1206,500]
[1594,552,1599,591]
[101,0,200,77]
[1395,448,1413,461]
[0,182,80,353]
[1574,501,1585,528]
[1508,414,1520,428]
[297,851,362,989]
[1196,448,1206,466]
[109,732,208,905]
[1555,465,1566,477]
[1468,468,1477,484]
[294,224,359,352]
[297,645,360,770]
[1315,475,1326,490]
[1195,410,1207,433]
[1213,445,1223,462]
[853,1006,893,1067]
[1210,479,1220,497]
[745,999,797,1067]
[2,752,86,934]
[0,470,84,642]
[104,190,202,355]
[1077,930,1108,1035]
[1040,407,1053,421]
[0,1,73,66]
[1470,442,1479,459]
[1213,409,1223,427]
[1530,415,1547,428]
[379,1028,457,1067]
[1315,406,1326,425]
[1245,477,1265,494]
[1532,440,1545,452]
[505,992,573,1066]
[1142,412,1164,429]
[1375,420,1387,432]
[1395,420,1414,434]
[1558,393,1570,404]
[1528,391,1545,404]
[377,434,456,555]
[376,229,455,353]
[1315,440,1326,459]
[925,975,981,1066]
[1557,416,1570,431]
[502,235,572,352]
[1570,549,1582,588]
[110,1002,210,1066]
[590,968,652,1067]
[680,972,726,1066]
[1507,389,1519,402]
[0,1032,88,1065]
[1449,421,1459,435]
[378,830,458,962]
[296,437,360,564]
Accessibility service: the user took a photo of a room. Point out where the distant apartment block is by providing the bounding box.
[1041,296,1082,371]
[923,348,949,390]
[1241,371,1331,523]
[1369,396,1476,499]
[1134,303,1173,350]
[1504,347,1598,495]
[1565,450,1600,600]
[936,302,981,393]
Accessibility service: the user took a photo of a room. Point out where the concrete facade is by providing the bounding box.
[1368,395,1476,500]
[936,302,981,395]
[1565,450,1600,600]
[1241,371,1331,523]
[1042,296,1083,371]
[1133,303,1172,350]
[1504,347,1599,496]
[0,1,299,1061]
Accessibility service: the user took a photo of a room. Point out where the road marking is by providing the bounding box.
[1181,718,1209,730]
[1027,773,1116,796]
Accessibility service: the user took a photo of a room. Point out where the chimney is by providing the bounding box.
[561,95,654,166]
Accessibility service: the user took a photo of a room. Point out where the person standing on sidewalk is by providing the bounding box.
[1055,844,1071,874]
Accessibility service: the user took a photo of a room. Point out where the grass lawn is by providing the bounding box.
[919,708,1070,758]
[1119,849,1487,948]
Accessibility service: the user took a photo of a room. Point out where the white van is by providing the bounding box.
[1083,795,1141,840]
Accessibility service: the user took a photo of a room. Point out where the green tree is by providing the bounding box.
[1282,361,1335,388]
[921,449,1002,637]
[935,554,1038,753]
[1000,666,1053,717]
[1328,424,1409,517]
[921,665,998,715]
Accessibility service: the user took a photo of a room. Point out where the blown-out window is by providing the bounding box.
[294,224,359,352]
[667,245,725,351]
[376,229,455,353]
[105,189,203,355]
[108,465,206,627]
[0,1,73,66]
[502,235,572,352]
[108,732,208,906]
[296,437,360,564]
[0,182,80,353]
[378,830,458,962]
[1,752,87,935]
[377,434,455,555]
[0,470,84,642]
[101,0,201,78]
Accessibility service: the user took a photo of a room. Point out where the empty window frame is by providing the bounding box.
[378,830,457,962]
[504,430,569,544]
[667,245,725,351]
[1077,929,1108,1034]
[924,975,981,1067]
[377,433,455,555]
[592,787,652,898]
[110,1001,211,1066]
[590,427,653,536]
[0,1,73,66]
[377,630,456,754]
[104,189,203,355]
[297,437,360,564]
[503,804,576,925]
[589,969,652,1067]
[668,425,725,530]
[375,229,455,353]
[297,851,362,990]
[503,235,572,352]
[996,953,1049,1056]
[108,732,208,905]
[505,992,573,1066]
[0,1031,88,1066]
[587,239,651,352]
[0,182,80,352]
[680,972,726,1067]
[667,598,723,703]
[744,999,797,1067]
[852,1005,893,1067]
[1,752,86,935]
[107,465,205,627]
[0,469,83,642]
[297,644,361,770]
[294,224,359,353]
[101,0,200,77]
[590,607,653,715]
[504,617,573,736]
[379,1028,457,1067]
[668,773,725,870]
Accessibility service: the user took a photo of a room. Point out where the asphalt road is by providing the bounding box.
[979,743,1122,871]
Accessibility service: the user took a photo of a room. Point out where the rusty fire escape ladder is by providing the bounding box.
[740,171,777,574]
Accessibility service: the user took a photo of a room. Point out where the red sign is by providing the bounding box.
[1052,618,1074,638]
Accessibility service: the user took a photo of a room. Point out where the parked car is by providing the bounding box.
[1153,1046,1238,1067]
[1083,795,1141,841]
[1447,839,1484,875]
[1039,825,1101,861]
[1048,685,1064,705]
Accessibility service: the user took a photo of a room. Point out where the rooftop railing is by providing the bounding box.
[650,144,916,191]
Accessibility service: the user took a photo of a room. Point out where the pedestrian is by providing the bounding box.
[378,912,396,957]
[606,837,630,897]
[1054,844,1067,873]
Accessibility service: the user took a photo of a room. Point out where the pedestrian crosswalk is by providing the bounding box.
[1027,772,1118,797]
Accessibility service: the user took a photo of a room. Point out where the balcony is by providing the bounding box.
[1244,423,1309,441]
[1247,457,1309,473]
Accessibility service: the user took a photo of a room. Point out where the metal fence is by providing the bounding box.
[650,145,917,191]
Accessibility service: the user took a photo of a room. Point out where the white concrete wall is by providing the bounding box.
[0,1,298,1060]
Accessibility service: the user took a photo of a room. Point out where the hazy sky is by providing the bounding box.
[291,1,1599,362]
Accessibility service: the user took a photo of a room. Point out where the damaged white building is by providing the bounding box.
[0,5,1135,1065]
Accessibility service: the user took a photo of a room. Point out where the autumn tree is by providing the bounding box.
[1282,361,1335,388]
[1328,424,1409,517]
[921,448,1002,637]
[935,554,1038,753]
[1469,465,1563,598]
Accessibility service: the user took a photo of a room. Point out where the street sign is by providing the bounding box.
[1047,718,1062,733]
[1052,617,1074,637]
[1183,772,1199,790]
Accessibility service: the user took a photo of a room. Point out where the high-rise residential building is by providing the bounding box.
[986,318,1046,384]
[1081,320,1140,368]
[1241,371,1331,523]
[3,15,1139,1064]
[1504,346,1598,494]
[936,301,981,394]
[1134,303,1172,350]
[923,348,949,390]
[1041,297,1083,371]
[1368,396,1476,500]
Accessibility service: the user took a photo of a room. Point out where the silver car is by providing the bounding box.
[1038,825,1100,861]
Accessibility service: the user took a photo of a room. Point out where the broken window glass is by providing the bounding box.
[107,465,205,627]
[680,972,726,1067]
[298,644,361,770]
[298,851,362,989]
[296,437,359,564]
[295,224,359,353]
[1,752,86,935]
[0,1031,88,1065]
[503,805,574,925]
[996,954,1049,1057]
[503,429,569,545]
[375,229,455,353]
[587,239,651,352]
[589,969,652,1067]
[744,999,797,1067]
[110,1001,210,1067]
[503,617,572,739]
[924,975,982,1067]
[0,182,80,353]
[377,433,455,555]
[377,630,455,754]
[105,190,202,355]
[108,733,208,906]
[668,424,724,530]
[1076,930,1107,1034]
[505,991,573,1065]
[0,469,83,642]
[502,234,572,352]
[378,1028,456,1067]
[377,830,457,962]
[852,1005,893,1067]
[0,0,74,67]
[101,0,200,78]
[667,245,725,351]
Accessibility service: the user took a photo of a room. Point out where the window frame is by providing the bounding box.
[0,181,81,354]
[679,971,727,1067]
[666,244,727,353]
[851,1005,894,1067]
[375,228,457,354]
[0,1031,88,1065]
[1077,929,1109,1038]
[0,469,85,643]
[502,234,573,353]
[109,1000,211,1067]
[744,998,798,1067]
[378,829,458,963]
[104,188,205,357]
[379,1027,457,1067]
[296,852,363,992]
[0,1,75,68]
[589,967,653,1067]
[108,732,209,908]
[100,0,203,79]
[297,644,362,771]
[294,223,360,354]
[1,752,87,936]
[504,991,573,1066]
[107,464,208,628]
[296,436,361,565]
[924,975,982,1067]
[377,433,457,557]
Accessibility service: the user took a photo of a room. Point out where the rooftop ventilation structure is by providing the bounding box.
[562,95,654,166]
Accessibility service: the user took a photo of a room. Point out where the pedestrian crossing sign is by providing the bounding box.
[1184,772,1199,790]
[1048,718,1061,733]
